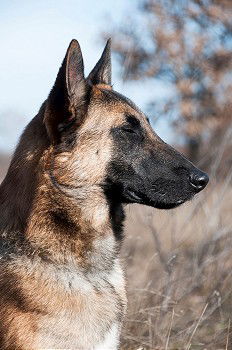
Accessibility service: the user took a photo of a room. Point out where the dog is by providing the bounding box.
[0,39,208,349]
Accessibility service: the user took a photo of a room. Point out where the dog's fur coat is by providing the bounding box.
[0,39,208,349]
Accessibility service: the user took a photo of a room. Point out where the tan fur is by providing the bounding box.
[0,88,134,349]
[0,41,158,349]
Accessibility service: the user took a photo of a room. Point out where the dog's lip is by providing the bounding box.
[126,189,142,202]
[126,189,186,208]
[152,199,184,209]
[176,199,185,204]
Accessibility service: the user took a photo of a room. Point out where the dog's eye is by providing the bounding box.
[121,127,136,134]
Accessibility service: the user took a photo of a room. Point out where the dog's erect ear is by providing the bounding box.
[44,39,88,144]
[87,39,111,86]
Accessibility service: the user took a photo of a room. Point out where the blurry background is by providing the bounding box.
[1,0,232,348]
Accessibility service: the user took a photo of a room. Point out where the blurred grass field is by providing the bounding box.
[122,179,232,349]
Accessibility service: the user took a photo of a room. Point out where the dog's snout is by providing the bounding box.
[189,171,209,192]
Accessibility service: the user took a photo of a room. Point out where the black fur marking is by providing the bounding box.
[146,116,150,125]
[109,202,125,241]
[111,123,145,144]
[56,117,77,151]
[125,114,141,128]
[49,209,80,237]
[0,268,46,349]
[58,117,76,133]
[101,181,125,241]
[106,115,206,210]
[0,269,39,313]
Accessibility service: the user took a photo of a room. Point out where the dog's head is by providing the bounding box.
[44,40,208,210]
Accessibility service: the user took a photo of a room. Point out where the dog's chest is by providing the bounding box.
[33,258,126,349]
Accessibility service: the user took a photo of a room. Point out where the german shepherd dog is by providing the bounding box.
[0,39,208,349]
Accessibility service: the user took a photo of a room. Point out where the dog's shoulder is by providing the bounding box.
[0,238,126,348]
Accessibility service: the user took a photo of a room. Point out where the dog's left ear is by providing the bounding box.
[87,39,111,86]
[44,39,88,144]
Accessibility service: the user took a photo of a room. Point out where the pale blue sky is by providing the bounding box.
[0,0,173,152]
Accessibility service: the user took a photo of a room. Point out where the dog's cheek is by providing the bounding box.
[67,134,114,185]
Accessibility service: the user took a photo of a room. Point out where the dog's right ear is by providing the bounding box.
[44,40,88,144]
[87,39,111,86]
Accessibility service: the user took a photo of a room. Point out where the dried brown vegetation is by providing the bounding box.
[122,161,232,349]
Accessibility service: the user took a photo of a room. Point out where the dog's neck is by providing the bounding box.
[0,106,124,266]
[0,110,125,265]
[25,178,120,265]
[0,109,49,237]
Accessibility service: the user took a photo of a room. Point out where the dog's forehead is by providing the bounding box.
[88,87,148,127]
[101,89,140,112]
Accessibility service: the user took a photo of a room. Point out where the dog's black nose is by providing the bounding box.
[189,171,209,192]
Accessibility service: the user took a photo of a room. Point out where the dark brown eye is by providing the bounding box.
[121,126,136,134]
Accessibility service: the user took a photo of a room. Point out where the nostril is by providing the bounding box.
[189,172,209,192]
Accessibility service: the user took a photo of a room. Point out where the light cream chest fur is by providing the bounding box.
[27,241,127,350]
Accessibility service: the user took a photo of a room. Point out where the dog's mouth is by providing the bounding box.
[124,188,187,210]
[102,180,192,210]
[126,189,142,202]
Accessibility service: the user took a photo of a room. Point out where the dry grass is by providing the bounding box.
[122,177,232,349]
